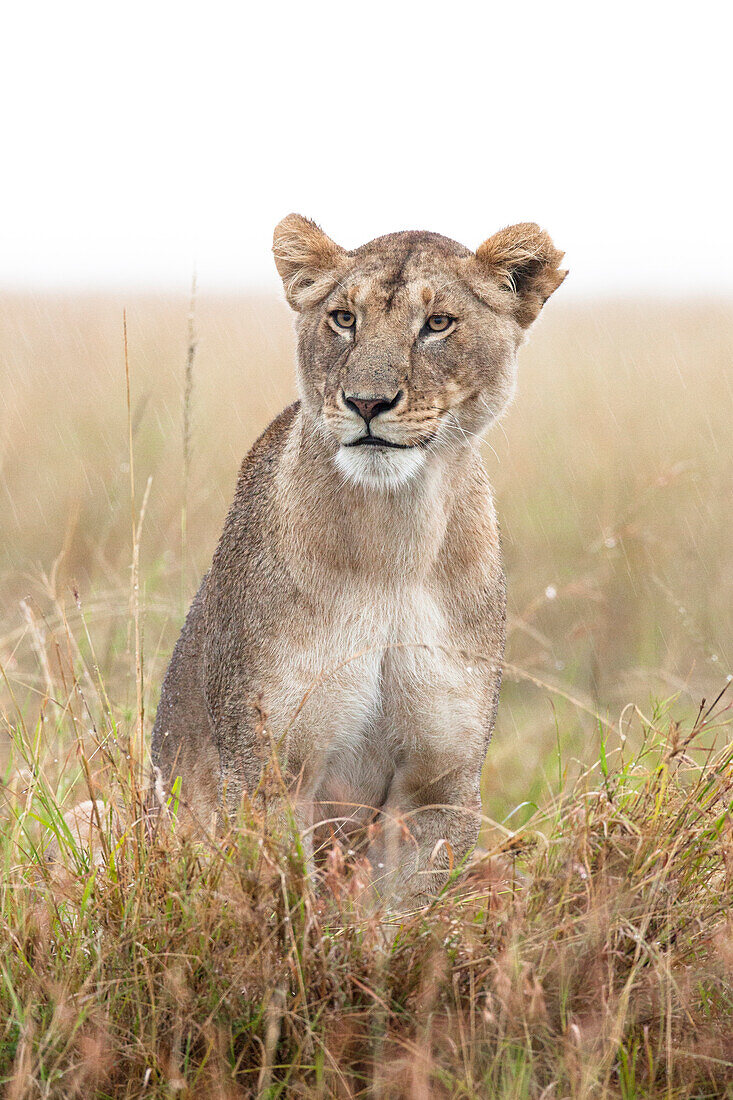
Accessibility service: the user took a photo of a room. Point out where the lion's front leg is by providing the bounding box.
[365,747,484,913]
[368,647,494,913]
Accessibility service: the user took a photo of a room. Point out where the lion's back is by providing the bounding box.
[150,402,300,817]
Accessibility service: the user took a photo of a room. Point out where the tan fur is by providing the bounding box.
[45,800,120,869]
[151,217,566,910]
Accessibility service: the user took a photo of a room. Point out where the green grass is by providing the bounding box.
[1,663,731,1097]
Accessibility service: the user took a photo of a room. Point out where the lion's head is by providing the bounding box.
[273,215,566,490]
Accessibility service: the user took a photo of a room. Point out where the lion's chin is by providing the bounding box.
[334,443,426,491]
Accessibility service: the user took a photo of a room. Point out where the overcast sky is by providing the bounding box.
[3,1,731,296]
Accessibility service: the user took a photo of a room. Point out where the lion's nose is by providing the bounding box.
[343,390,403,425]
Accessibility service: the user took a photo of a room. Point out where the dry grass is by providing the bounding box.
[0,294,732,1096]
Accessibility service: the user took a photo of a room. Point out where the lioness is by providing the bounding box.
[151,215,565,910]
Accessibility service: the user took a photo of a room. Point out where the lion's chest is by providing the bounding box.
[262,583,455,810]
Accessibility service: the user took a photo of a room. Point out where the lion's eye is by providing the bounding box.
[427,315,454,333]
[331,310,356,330]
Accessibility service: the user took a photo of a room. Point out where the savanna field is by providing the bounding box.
[0,294,731,1097]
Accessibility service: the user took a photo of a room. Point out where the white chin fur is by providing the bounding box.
[335,444,426,490]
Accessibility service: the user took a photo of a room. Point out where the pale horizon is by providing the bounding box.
[3,1,731,298]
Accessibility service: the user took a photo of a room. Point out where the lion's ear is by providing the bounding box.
[272,214,347,312]
[474,223,567,327]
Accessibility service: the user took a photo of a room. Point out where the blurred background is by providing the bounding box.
[1,1,731,821]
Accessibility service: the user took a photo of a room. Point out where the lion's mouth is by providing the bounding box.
[345,436,412,450]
